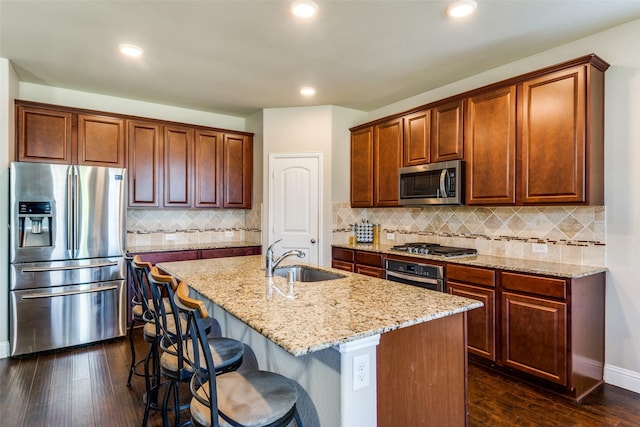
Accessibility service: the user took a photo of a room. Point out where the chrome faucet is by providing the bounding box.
[265,239,306,277]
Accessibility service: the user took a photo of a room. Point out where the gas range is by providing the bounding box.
[390,242,477,258]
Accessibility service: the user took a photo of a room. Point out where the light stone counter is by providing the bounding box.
[158,255,481,357]
[333,243,607,279]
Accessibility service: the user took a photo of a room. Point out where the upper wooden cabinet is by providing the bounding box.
[465,85,517,205]
[350,118,403,207]
[77,114,125,167]
[163,125,194,207]
[128,120,163,207]
[194,130,222,208]
[15,101,253,210]
[221,133,252,209]
[17,103,126,167]
[518,62,604,204]
[350,126,375,207]
[403,109,431,166]
[431,100,464,162]
[374,118,403,207]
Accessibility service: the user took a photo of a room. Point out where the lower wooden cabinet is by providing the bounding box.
[446,264,496,361]
[448,265,605,401]
[331,246,384,277]
[501,291,567,385]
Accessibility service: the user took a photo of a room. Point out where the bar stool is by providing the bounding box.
[126,255,152,387]
[148,267,245,427]
[174,281,303,427]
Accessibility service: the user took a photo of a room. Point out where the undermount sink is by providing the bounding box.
[274,265,346,282]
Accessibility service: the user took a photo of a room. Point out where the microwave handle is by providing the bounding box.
[439,169,449,197]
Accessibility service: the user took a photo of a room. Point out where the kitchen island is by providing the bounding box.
[158,255,482,427]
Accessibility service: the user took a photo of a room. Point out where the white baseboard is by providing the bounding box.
[604,363,640,394]
[0,341,9,359]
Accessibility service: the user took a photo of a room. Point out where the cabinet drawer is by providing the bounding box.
[332,260,355,272]
[355,264,385,278]
[501,272,567,299]
[355,250,383,268]
[332,247,354,262]
[447,264,495,287]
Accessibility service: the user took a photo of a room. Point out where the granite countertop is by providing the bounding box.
[128,241,260,254]
[333,243,607,279]
[157,255,482,357]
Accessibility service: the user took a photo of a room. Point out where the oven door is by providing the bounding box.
[386,270,444,292]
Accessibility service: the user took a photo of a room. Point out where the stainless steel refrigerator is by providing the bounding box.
[9,162,127,356]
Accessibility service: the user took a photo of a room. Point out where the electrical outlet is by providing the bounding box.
[164,233,176,241]
[532,243,548,253]
[386,233,395,240]
[225,231,234,237]
[352,354,370,390]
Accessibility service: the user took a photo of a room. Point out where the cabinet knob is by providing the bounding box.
[310,239,317,244]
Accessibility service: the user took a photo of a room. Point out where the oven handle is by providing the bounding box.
[386,270,440,285]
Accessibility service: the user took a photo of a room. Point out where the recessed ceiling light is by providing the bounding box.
[291,0,318,18]
[118,43,144,57]
[446,0,477,18]
[300,86,316,96]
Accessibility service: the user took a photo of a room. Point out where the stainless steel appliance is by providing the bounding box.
[386,243,477,291]
[398,159,464,205]
[9,162,127,356]
[385,258,444,292]
[390,242,477,258]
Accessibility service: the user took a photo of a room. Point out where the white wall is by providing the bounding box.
[18,82,246,130]
[365,19,640,393]
[0,59,18,357]
[261,106,364,266]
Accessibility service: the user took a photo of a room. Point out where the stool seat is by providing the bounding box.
[133,298,173,318]
[143,316,188,341]
[161,336,244,377]
[190,369,299,427]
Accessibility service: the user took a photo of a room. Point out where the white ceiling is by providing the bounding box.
[2,0,640,117]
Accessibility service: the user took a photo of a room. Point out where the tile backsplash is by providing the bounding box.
[126,205,262,248]
[332,203,605,266]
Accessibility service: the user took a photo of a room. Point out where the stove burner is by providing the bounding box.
[391,242,477,258]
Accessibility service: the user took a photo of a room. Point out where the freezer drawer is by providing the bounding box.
[10,280,127,356]
[10,257,124,291]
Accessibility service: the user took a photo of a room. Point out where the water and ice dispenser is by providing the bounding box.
[18,201,53,248]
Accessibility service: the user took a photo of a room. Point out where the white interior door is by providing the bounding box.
[269,154,321,265]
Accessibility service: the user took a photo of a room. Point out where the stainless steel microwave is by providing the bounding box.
[398,160,464,206]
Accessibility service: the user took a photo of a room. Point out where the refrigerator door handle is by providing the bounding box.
[67,169,74,254]
[73,167,80,256]
[21,261,119,273]
[21,285,119,299]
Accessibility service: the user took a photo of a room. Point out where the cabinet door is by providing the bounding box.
[431,100,464,162]
[403,109,431,166]
[16,105,73,164]
[502,291,567,385]
[448,281,496,361]
[519,65,586,204]
[164,125,194,207]
[374,118,403,206]
[127,120,163,207]
[350,126,374,207]
[194,130,222,208]
[222,133,252,208]
[465,86,516,205]
[77,114,125,168]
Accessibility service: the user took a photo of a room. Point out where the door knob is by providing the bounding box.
[310,239,317,244]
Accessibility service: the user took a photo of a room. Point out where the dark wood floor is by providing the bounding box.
[1,330,639,427]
